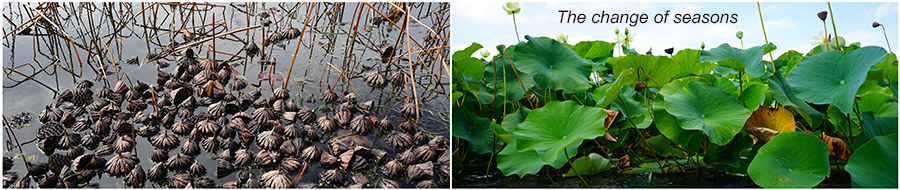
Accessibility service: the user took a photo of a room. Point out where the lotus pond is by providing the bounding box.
[452,5,897,188]
[2,2,450,188]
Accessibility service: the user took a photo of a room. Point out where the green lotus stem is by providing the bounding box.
[504,46,527,100]
[546,168,557,187]
[638,67,662,89]
[486,135,495,175]
[739,71,745,107]
[565,149,590,188]
[512,14,520,42]
[828,3,838,46]
[822,22,830,51]
[757,3,775,69]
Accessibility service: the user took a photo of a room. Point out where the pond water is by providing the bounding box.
[3,2,449,188]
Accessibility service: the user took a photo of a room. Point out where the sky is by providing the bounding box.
[452,2,899,60]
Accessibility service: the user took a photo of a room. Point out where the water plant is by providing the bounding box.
[452,4,897,188]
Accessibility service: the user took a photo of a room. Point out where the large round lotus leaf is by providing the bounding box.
[513,35,592,91]
[612,54,679,89]
[786,46,887,113]
[453,42,486,79]
[514,101,607,163]
[665,81,752,145]
[485,45,534,104]
[497,138,578,178]
[741,82,768,111]
[451,105,494,154]
[845,133,898,188]
[563,153,614,178]
[659,76,710,96]
[672,49,717,78]
[700,43,776,77]
[573,40,616,60]
[493,107,532,143]
[652,96,703,153]
[748,132,830,188]
[858,91,898,117]
[766,71,825,128]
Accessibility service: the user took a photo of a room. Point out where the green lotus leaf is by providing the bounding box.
[858,91,898,117]
[857,80,891,96]
[713,77,740,99]
[497,138,578,178]
[485,45,535,104]
[701,43,776,77]
[652,96,703,152]
[766,71,825,129]
[859,111,898,143]
[704,132,754,168]
[748,132,830,188]
[672,48,716,78]
[644,135,686,158]
[613,54,679,88]
[514,101,607,163]
[563,153,614,178]
[659,76,710,97]
[777,50,804,76]
[489,119,513,144]
[741,82,768,111]
[461,74,494,104]
[611,87,651,129]
[665,81,751,145]
[453,42,486,79]
[495,107,532,144]
[513,35,592,91]
[593,68,634,108]
[845,133,898,188]
[574,40,617,60]
[828,105,862,137]
[786,46,888,113]
[451,105,494,154]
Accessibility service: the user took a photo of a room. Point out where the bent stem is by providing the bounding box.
[879,25,893,53]
[565,149,590,188]
[757,3,775,68]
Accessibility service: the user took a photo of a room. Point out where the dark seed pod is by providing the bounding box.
[151,147,169,163]
[151,133,180,150]
[244,41,259,56]
[245,173,261,188]
[316,116,337,132]
[283,27,301,39]
[374,118,393,133]
[817,11,828,21]
[416,180,437,188]
[234,149,253,167]
[346,173,368,188]
[328,138,350,155]
[261,19,272,26]
[349,115,374,135]
[301,146,322,162]
[280,157,306,174]
[322,89,339,103]
[415,146,436,162]
[357,100,374,115]
[189,161,206,176]
[334,110,352,127]
[304,125,320,142]
[166,173,192,188]
[216,159,235,179]
[221,139,239,151]
[390,72,404,87]
[252,107,275,123]
[148,162,167,182]
[400,102,418,119]
[11,174,29,188]
[165,154,192,171]
[407,161,434,181]
[26,162,49,176]
[172,120,193,136]
[429,136,447,151]
[195,177,216,188]
[320,151,340,169]
[346,155,369,171]
[320,169,343,186]
[114,135,135,153]
[3,172,18,188]
[94,145,114,157]
[237,169,251,184]
[219,149,234,162]
[382,160,404,177]
[873,21,882,28]
[181,140,200,156]
[187,127,203,142]
[400,121,417,133]
[283,124,303,139]
[261,170,293,188]
[413,131,430,146]
[634,81,648,91]
[254,149,275,167]
[268,31,284,43]
[364,72,388,88]
[273,87,290,100]
[36,121,65,139]
[208,102,227,118]
[114,81,128,94]
[398,149,417,165]
[38,174,58,188]
[257,130,282,150]
[378,178,401,188]
[385,131,413,149]
[124,164,146,188]
[292,107,314,124]
[197,120,221,137]
[202,136,220,152]
[106,153,138,177]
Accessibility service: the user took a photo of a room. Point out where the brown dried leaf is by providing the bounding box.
[819,133,852,160]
